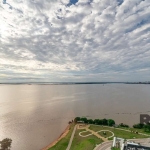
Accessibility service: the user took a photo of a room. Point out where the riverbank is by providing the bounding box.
[42,124,71,150]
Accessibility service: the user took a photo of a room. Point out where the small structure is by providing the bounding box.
[77,123,88,130]
[113,124,119,128]
[112,137,124,149]
[77,121,84,123]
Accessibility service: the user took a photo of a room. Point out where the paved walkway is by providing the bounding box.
[66,124,77,150]
[79,131,93,137]
[94,141,112,150]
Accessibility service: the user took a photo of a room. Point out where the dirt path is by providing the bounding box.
[86,127,108,142]
[77,124,108,141]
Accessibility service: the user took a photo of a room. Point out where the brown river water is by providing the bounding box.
[0,84,150,150]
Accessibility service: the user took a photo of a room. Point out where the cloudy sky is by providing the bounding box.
[0,0,150,83]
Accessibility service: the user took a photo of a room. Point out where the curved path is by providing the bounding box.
[79,130,114,139]
[79,131,93,137]
[97,130,114,139]
[86,127,108,142]
[94,141,112,150]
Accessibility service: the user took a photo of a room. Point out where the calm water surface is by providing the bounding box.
[0,84,150,150]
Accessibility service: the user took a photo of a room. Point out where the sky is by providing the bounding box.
[0,0,150,83]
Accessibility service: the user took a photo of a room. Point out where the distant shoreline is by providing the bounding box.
[0,82,150,85]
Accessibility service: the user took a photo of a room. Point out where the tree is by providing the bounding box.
[74,117,80,123]
[94,119,102,125]
[102,119,108,125]
[144,123,150,132]
[0,138,12,150]
[94,119,99,125]
[98,120,103,125]
[68,121,72,124]
[80,117,88,123]
[108,119,115,126]
[119,123,129,128]
[133,123,144,129]
[88,119,94,124]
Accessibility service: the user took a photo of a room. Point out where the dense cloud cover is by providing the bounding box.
[0,0,150,82]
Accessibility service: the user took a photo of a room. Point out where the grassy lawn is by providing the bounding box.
[111,147,120,150]
[48,124,75,150]
[97,131,113,138]
[118,127,150,135]
[70,129,102,150]
[129,128,150,135]
[48,124,150,150]
[89,125,149,139]
[80,131,92,136]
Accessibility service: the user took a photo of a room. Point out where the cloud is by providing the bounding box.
[0,0,150,82]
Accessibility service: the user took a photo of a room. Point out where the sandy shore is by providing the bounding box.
[42,124,71,150]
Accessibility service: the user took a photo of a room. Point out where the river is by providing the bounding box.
[0,84,150,150]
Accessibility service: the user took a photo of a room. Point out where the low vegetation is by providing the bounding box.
[118,123,129,128]
[71,129,102,150]
[89,125,148,139]
[98,131,113,138]
[111,147,120,150]
[133,123,150,133]
[48,117,150,150]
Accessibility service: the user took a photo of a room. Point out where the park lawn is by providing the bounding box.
[49,124,75,150]
[118,127,150,135]
[111,147,120,150]
[127,128,150,135]
[70,129,102,150]
[97,131,113,138]
[80,131,92,136]
[89,125,149,139]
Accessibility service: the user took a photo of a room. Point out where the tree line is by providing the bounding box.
[74,117,150,133]
[133,123,150,132]
[74,117,115,126]
[74,117,131,128]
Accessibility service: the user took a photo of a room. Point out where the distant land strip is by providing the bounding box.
[0,82,150,85]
